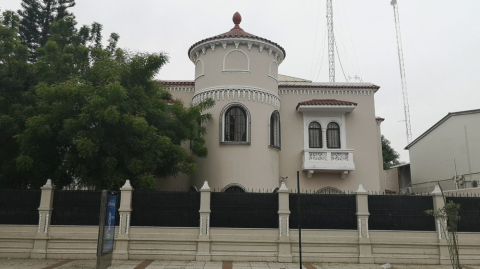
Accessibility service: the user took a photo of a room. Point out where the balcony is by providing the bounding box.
[302,149,355,178]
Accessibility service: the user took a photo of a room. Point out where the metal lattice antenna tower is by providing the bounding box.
[390,0,412,144]
[327,0,335,82]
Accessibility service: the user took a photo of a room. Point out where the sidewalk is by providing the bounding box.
[0,259,477,269]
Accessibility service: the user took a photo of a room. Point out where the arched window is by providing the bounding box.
[327,122,341,148]
[225,106,247,142]
[270,111,281,149]
[222,183,247,193]
[309,122,322,148]
[223,186,246,193]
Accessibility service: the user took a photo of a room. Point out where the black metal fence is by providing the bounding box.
[210,192,278,228]
[51,190,120,226]
[0,189,41,225]
[446,196,480,232]
[368,195,435,231]
[131,191,200,227]
[289,193,357,230]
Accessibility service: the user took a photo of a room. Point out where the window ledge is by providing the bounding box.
[269,145,281,151]
[220,141,251,145]
[222,70,250,73]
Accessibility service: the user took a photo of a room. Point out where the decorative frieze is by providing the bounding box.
[279,89,374,96]
[331,152,349,161]
[193,87,280,109]
[166,87,195,93]
[190,39,284,64]
[358,218,362,238]
[437,220,441,239]
[119,215,123,234]
[44,213,49,233]
[279,217,282,237]
[206,216,210,236]
[309,152,327,161]
[366,218,370,238]
[286,217,289,236]
[38,213,42,233]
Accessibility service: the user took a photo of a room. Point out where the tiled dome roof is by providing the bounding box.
[188,12,286,59]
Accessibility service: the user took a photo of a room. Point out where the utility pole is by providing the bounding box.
[390,0,413,144]
[327,0,335,82]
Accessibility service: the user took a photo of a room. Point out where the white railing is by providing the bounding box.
[302,148,355,171]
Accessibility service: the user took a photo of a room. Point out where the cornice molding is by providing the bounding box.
[192,86,280,109]
[279,88,375,96]
[189,38,285,64]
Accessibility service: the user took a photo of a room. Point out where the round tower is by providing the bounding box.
[188,12,286,191]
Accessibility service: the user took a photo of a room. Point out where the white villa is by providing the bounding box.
[159,12,385,192]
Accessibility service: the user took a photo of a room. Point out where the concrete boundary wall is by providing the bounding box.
[0,181,479,265]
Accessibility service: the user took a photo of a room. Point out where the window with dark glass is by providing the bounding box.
[327,122,341,148]
[270,111,281,149]
[225,106,246,142]
[308,122,322,148]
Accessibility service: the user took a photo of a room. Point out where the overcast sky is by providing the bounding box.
[3,0,480,162]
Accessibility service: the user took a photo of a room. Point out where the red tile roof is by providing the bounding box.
[188,12,286,59]
[161,81,195,86]
[296,99,357,110]
[279,84,380,89]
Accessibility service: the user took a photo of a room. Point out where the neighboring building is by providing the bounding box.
[159,12,384,192]
[383,163,411,194]
[406,109,480,193]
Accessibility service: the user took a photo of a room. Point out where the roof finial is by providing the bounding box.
[232,12,242,29]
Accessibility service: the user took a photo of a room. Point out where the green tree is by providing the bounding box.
[2,17,214,190]
[17,0,75,61]
[0,10,37,188]
[381,135,401,170]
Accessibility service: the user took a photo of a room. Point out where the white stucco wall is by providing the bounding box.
[408,112,480,192]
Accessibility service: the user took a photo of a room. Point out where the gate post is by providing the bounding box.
[31,179,54,259]
[196,181,211,261]
[277,182,292,262]
[356,184,374,263]
[432,184,449,265]
[114,180,133,260]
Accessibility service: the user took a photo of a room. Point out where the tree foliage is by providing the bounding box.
[0,14,214,190]
[18,0,76,61]
[381,135,401,170]
[0,10,37,188]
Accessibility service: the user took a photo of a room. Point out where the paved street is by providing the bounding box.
[0,259,478,269]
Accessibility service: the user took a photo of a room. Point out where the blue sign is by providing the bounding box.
[102,194,116,253]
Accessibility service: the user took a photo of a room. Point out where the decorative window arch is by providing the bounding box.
[268,60,278,81]
[220,103,251,145]
[327,122,341,148]
[189,186,199,192]
[223,49,249,73]
[195,59,204,80]
[221,183,247,193]
[269,110,281,149]
[309,122,322,148]
[316,186,343,194]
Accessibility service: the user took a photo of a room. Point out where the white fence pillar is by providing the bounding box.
[31,179,54,259]
[114,180,133,260]
[196,181,211,261]
[277,182,292,262]
[356,184,374,263]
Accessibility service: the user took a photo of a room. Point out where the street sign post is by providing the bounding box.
[96,190,117,269]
